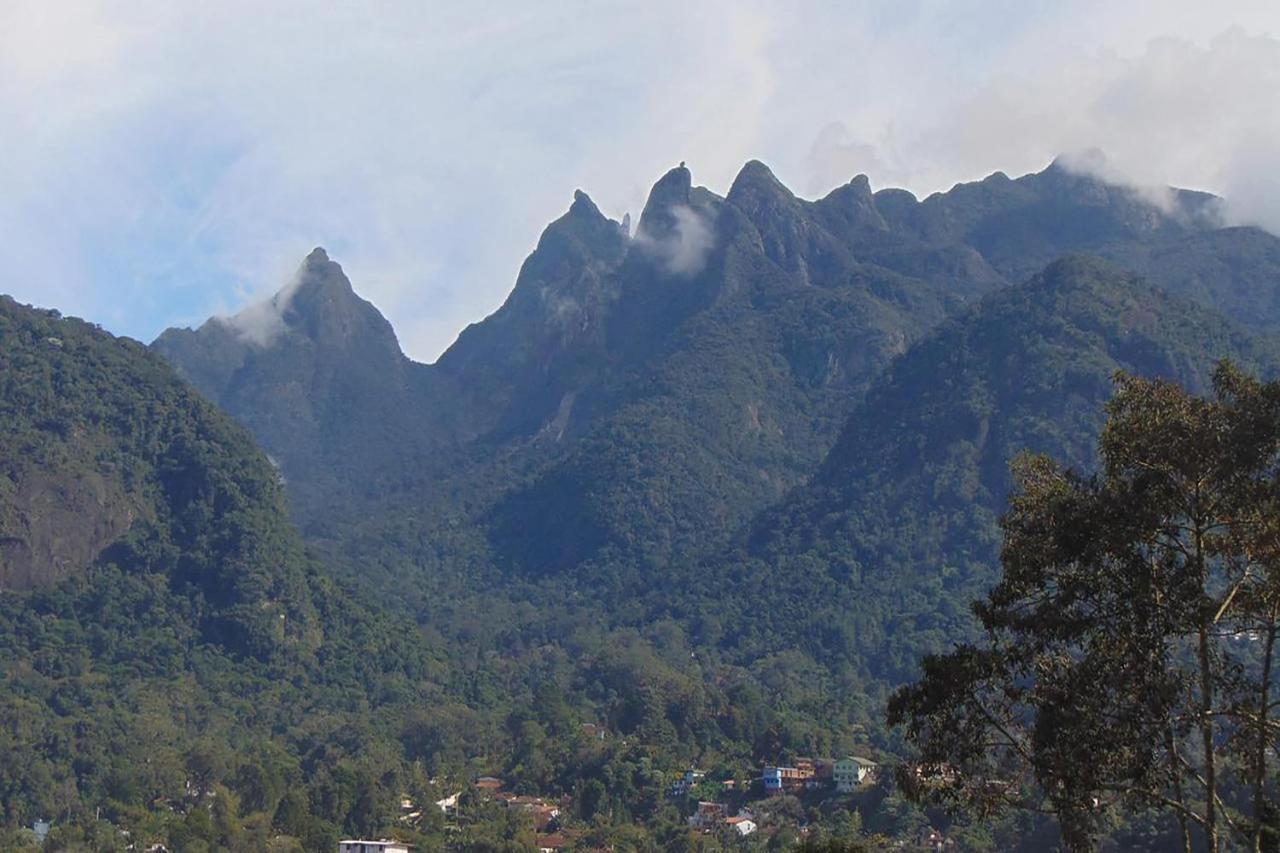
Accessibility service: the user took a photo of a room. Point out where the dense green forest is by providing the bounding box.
[6,159,1280,849]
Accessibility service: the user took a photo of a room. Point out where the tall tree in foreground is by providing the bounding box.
[888,363,1280,852]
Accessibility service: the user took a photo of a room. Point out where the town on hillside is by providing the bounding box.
[336,749,960,850]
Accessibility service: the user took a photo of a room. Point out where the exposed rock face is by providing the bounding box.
[0,463,136,591]
[0,296,321,659]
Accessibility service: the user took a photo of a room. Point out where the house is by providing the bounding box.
[473,776,504,792]
[689,801,727,830]
[536,835,569,852]
[725,816,758,837]
[669,768,705,798]
[580,722,606,740]
[834,756,878,793]
[435,791,460,818]
[531,805,560,832]
[500,794,561,830]
[908,762,959,788]
[338,841,412,853]
[761,765,807,793]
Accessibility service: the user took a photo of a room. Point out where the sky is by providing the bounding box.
[3,1,1280,362]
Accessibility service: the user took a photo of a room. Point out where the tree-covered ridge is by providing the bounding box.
[0,292,933,850]
[0,298,453,849]
[725,257,1279,688]
[0,296,322,659]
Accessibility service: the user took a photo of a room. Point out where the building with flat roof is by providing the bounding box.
[834,756,878,793]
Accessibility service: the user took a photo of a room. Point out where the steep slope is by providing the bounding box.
[1,296,321,658]
[154,248,453,520]
[456,161,1274,578]
[722,256,1280,690]
[483,162,960,573]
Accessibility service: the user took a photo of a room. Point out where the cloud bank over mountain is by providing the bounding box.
[803,26,1280,234]
[1,1,1279,360]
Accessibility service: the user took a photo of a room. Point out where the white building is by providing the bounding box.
[435,791,460,818]
[834,756,878,793]
[338,841,412,853]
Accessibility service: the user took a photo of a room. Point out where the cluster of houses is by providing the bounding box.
[472,776,563,832]
[382,755,879,851]
[688,801,758,837]
[673,755,879,802]
[762,755,878,794]
[672,755,878,840]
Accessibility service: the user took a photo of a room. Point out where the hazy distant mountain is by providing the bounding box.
[153,248,454,520]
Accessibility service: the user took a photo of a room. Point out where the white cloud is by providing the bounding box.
[787,14,1280,239]
[217,261,308,348]
[0,1,1278,360]
[633,205,716,277]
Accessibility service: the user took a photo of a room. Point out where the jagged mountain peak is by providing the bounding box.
[814,172,888,232]
[154,155,1280,568]
[727,159,790,202]
[287,249,357,308]
[542,188,627,250]
[637,163,694,240]
[226,249,403,360]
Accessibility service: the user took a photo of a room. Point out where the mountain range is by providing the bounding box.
[154,159,1280,604]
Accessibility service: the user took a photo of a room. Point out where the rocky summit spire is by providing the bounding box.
[271,249,403,359]
[815,173,888,232]
[153,247,407,415]
[547,189,626,253]
[637,163,693,241]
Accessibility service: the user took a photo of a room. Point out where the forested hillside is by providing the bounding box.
[727,256,1279,687]
[0,299,450,850]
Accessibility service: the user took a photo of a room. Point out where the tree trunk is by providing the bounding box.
[1168,724,1192,853]
[1199,622,1218,852]
[1195,520,1219,852]
[1253,614,1277,853]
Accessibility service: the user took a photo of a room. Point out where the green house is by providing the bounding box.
[834,756,878,792]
